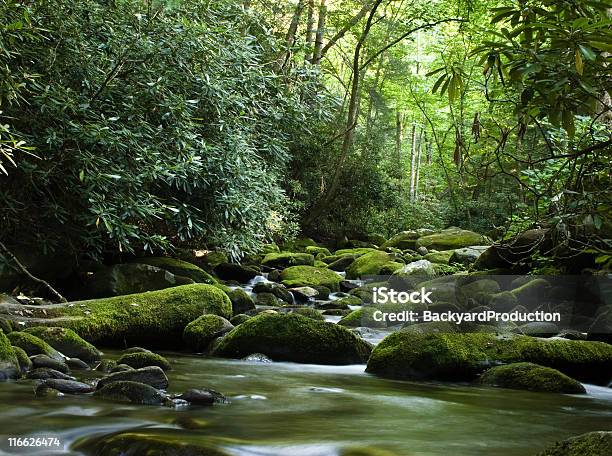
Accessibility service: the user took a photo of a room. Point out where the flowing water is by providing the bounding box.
[0,353,610,456]
[1,274,610,455]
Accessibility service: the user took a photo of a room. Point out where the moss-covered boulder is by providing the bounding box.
[0,330,19,380]
[12,345,32,373]
[449,246,489,266]
[280,266,342,292]
[346,251,402,279]
[94,381,167,405]
[333,247,379,257]
[0,284,232,349]
[256,292,281,307]
[96,366,169,390]
[291,307,325,321]
[381,231,423,250]
[73,431,231,456]
[424,250,455,265]
[416,228,490,251]
[135,257,216,284]
[338,307,386,328]
[478,362,585,394]
[510,278,550,304]
[86,263,195,299]
[24,327,101,362]
[7,331,63,361]
[116,352,171,371]
[261,252,315,268]
[366,332,612,384]
[281,238,319,253]
[536,431,612,456]
[305,246,332,258]
[214,263,260,283]
[183,315,234,352]
[226,288,255,314]
[327,255,358,272]
[212,313,372,364]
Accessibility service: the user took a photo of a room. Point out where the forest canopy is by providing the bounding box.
[0,0,610,263]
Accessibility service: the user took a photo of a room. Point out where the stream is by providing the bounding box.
[0,275,611,455]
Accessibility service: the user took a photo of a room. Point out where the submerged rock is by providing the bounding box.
[280,266,343,291]
[24,326,102,362]
[478,362,585,394]
[72,431,231,456]
[40,378,95,395]
[116,352,171,371]
[366,332,612,384]
[1,284,232,349]
[536,431,612,456]
[212,313,372,365]
[96,366,168,390]
[178,388,227,405]
[183,315,234,352]
[94,381,166,405]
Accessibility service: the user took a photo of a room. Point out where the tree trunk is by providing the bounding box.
[415,127,423,199]
[311,0,327,64]
[409,123,417,202]
[305,0,316,62]
[282,0,306,69]
[304,0,383,224]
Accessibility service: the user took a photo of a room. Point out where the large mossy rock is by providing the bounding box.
[0,284,232,349]
[226,288,255,314]
[449,246,489,266]
[73,431,231,456]
[424,250,455,265]
[261,252,314,269]
[381,230,425,250]
[0,330,19,380]
[134,257,216,284]
[478,362,585,394]
[212,313,372,365]
[280,266,342,292]
[24,327,102,362]
[94,381,167,405]
[346,251,403,279]
[86,263,194,298]
[7,331,64,361]
[415,228,490,251]
[214,263,259,283]
[183,315,234,352]
[366,332,612,384]
[536,431,612,456]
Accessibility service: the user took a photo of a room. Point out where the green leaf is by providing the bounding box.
[578,44,597,61]
[562,110,575,138]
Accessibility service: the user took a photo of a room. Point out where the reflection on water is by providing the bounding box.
[0,353,610,456]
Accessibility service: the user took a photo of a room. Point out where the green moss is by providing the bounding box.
[0,330,19,380]
[510,278,550,301]
[225,288,255,314]
[261,252,314,268]
[135,257,216,284]
[7,331,63,361]
[314,260,328,268]
[280,238,318,253]
[416,228,490,251]
[346,251,398,279]
[334,247,379,257]
[366,332,612,384]
[280,266,342,292]
[43,284,231,348]
[381,231,421,250]
[536,431,612,456]
[305,246,332,257]
[291,307,325,321]
[256,292,281,307]
[183,315,234,352]
[116,352,171,371]
[198,251,228,268]
[424,250,455,265]
[260,243,280,254]
[479,362,585,394]
[212,313,372,364]
[12,345,32,373]
[338,307,386,328]
[230,314,251,325]
[73,431,231,456]
[334,295,362,307]
[24,327,101,362]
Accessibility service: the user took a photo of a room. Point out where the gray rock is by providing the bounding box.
[30,355,70,374]
[66,358,90,370]
[449,246,490,266]
[96,366,169,390]
[94,381,166,405]
[27,368,75,381]
[178,388,227,405]
[42,379,95,394]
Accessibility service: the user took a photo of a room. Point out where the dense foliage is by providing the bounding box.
[1,0,610,261]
